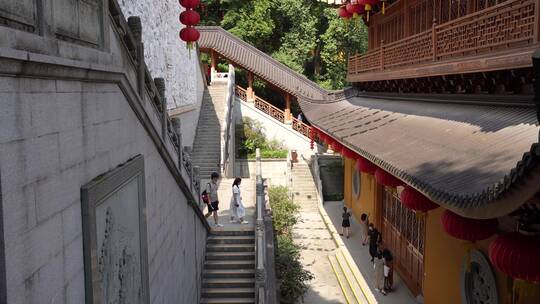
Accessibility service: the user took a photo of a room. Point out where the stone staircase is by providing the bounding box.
[291,161,320,212]
[192,83,229,178]
[200,230,256,304]
[292,160,368,304]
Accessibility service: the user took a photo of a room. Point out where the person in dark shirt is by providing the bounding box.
[368,224,382,263]
[382,248,394,292]
[340,207,352,239]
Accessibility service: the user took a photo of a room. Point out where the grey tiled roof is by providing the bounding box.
[300,95,540,218]
[198,27,330,100]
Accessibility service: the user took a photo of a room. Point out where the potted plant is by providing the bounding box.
[291,150,298,163]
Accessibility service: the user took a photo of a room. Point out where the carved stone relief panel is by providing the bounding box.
[81,155,150,304]
[0,0,38,32]
[53,0,102,46]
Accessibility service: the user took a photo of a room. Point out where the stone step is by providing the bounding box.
[202,278,255,289]
[211,230,255,236]
[201,288,255,299]
[206,243,255,252]
[204,260,255,270]
[200,298,255,304]
[203,269,255,279]
[207,235,255,245]
[205,251,255,261]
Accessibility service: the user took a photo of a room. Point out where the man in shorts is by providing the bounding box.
[206,172,223,227]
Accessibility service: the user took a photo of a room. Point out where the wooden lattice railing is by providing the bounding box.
[348,0,537,74]
[234,85,312,138]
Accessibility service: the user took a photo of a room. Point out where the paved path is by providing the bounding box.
[292,162,345,304]
[324,201,419,304]
[201,177,256,231]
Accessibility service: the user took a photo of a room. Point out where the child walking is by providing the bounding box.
[230,177,248,224]
[340,207,352,238]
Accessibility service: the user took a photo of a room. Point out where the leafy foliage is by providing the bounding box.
[200,0,368,90]
[235,117,287,159]
[275,235,314,304]
[269,186,313,303]
[269,186,300,235]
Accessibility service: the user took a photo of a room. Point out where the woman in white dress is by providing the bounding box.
[230,177,248,224]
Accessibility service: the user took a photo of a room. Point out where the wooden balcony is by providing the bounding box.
[347,0,539,82]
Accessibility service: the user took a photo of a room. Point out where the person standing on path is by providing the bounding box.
[206,172,223,227]
[368,224,382,263]
[361,213,369,245]
[230,177,248,224]
[383,248,394,292]
[340,207,352,238]
[297,111,303,122]
[374,251,387,295]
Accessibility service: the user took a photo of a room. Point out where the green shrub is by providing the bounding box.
[236,117,287,159]
[269,185,313,303]
[275,235,314,304]
[269,186,300,235]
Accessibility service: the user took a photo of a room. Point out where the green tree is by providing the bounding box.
[200,0,368,90]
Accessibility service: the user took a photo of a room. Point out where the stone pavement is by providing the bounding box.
[292,162,345,304]
[201,177,256,231]
[324,201,419,304]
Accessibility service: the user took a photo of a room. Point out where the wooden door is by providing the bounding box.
[382,189,425,296]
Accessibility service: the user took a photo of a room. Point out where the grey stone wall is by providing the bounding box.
[0,0,208,303]
[319,156,344,201]
[119,0,201,109]
[0,76,206,304]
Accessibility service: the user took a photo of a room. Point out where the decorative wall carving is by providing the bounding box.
[81,155,150,304]
[53,0,103,46]
[0,0,38,32]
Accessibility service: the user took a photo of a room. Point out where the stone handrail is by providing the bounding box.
[255,149,266,303]
[108,0,206,213]
[222,65,236,177]
[348,0,537,74]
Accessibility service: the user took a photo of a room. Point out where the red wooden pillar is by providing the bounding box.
[210,50,218,83]
[284,93,292,123]
[246,71,254,102]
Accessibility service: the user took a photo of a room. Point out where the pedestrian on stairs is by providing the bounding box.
[230,177,248,224]
[206,172,223,227]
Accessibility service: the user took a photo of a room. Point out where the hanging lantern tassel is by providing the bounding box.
[382,0,387,15]
[514,279,539,304]
[464,241,476,272]
[309,127,315,150]
[365,4,371,22]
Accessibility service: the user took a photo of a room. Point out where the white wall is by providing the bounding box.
[234,98,315,157]
[119,0,200,109]
[176,63,206,148]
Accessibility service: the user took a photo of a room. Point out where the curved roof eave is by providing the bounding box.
[300,95,540,219]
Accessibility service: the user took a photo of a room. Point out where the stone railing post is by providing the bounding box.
[193,166,201,206]
[128,16,145,97]
[172,117,183,168]
[154,78,168,139]
[255,149,266,302]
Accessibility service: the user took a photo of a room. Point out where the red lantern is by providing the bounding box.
[400,186,439,212]
[179,10,200,26]
[310,127,315,150]
[179,0,200,9]
[356,157,377,174]
[489,232,540,283]
[337,6,353,19]
[342,147,357,159]
[441,210,498,242]
[346,3,363,18]
[374,168,402,187]
[179,27,200,49]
